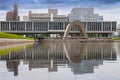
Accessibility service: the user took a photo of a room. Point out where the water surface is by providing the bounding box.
[0,41,120,80]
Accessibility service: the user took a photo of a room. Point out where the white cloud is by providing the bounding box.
[95,8,120,24]
[0,10,6,21]
[0,7,120,25]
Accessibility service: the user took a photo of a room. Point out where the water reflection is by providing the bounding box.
[6,60,20,76]
[0,41,117,77]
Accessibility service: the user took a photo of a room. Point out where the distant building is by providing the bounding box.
[48,8,58,16]
[23,16,29,21]
[23,8,67,21]
[68,8,103,21]
[6,4,20,21]
[117,24,120,29]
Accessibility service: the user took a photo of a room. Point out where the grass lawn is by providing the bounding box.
[0,32,34,40]
[112,37,120,40]
[0,43,34,55]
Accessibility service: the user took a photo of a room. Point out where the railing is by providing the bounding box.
[35,36,113,42]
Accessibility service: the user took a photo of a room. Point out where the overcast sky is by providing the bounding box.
[0,0,120,24]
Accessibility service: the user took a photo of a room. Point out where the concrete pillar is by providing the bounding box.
[24,47,27,60]
[101,22,103,31]
[111,48,113,59]
[86,22,87,31]
[63,22,65,30]
[9,22,11,31]
[9,52,11,60]
[32,50,34,60]
[50,59,53,68]
[48,22,49,31]
[111,22,112,31]
[25,22,26,31]
[32,22,34,31]
[101,43,103,59]
[48,50,50,59]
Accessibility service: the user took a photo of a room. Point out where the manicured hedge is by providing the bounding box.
[0,32,33,40]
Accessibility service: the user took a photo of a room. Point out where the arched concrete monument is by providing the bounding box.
[63,20,88,39]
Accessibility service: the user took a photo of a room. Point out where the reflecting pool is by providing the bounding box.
[0,41,120,80]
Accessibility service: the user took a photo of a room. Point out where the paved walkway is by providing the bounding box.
[0,38,34,46]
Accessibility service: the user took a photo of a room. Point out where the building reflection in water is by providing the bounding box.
[6,60,20,76]
[0,41,117,76]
